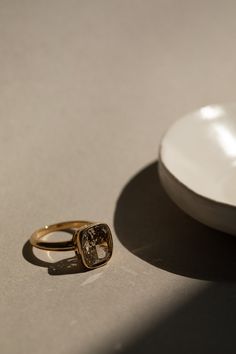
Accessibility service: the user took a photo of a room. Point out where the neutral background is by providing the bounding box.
[1,1,236,353]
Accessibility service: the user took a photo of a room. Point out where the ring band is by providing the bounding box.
[30,220,113,269]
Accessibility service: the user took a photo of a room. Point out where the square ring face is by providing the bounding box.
[77,223,113,269]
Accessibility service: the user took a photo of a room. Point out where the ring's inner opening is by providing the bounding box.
[33,248,75,263]
[34,231,75,262]
[41,230,73,242]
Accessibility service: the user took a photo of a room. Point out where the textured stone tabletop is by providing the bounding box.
[1,1,236,353]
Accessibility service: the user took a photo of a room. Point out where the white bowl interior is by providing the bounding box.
[160,104,236,206]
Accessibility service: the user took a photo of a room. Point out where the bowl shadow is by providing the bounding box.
[114,161,236,281]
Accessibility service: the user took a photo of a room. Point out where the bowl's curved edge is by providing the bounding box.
[158,158,236,236]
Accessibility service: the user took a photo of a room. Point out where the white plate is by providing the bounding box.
[159,104,236,236]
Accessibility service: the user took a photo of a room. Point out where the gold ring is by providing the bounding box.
[30,220,113,269]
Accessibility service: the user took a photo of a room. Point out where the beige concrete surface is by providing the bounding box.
[1,1,236,353]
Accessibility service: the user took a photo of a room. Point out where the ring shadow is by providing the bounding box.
[22,229,88,275]
[114,161,236,281]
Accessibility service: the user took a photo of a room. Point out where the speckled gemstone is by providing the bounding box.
[77,224,113,268]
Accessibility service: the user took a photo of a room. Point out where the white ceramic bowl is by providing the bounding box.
[159,104,236,236]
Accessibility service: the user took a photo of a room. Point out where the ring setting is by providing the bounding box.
[74,223,113,269]
[30,221,113,269]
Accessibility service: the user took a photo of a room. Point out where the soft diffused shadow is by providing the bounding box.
[114,161,236,281]
[110,282,236,354]
[22,240,88,275]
